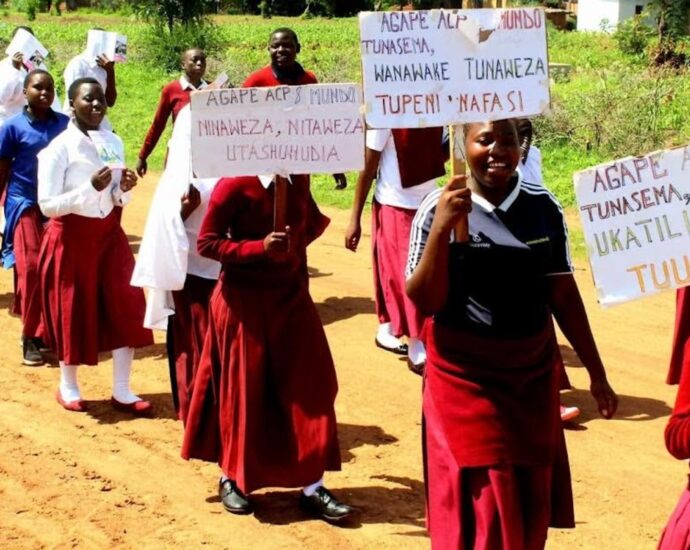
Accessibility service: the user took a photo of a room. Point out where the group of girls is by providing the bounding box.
[2,21,690,550]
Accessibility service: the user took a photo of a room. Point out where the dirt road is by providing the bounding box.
[0,177,684,549]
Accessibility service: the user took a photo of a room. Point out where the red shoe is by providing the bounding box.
[111,397,153,416]
[56,390,87,412]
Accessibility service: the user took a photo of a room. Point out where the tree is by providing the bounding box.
[131,0,208,33]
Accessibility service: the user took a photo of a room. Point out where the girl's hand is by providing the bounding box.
[263,226,291,260]
[119,168,138,192]
[91,166,112,191]
[11,52,23,70]
[590,378,618,419]
[96,54,114,71]
[180,184,201,221]
[431,175,472,234]
[344,219,361,252]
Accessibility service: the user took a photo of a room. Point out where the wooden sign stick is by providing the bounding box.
[448,124,468,243]
[273,175,288,233]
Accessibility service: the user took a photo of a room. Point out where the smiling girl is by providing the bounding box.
[37,77,153,413]
[406,119,618,549]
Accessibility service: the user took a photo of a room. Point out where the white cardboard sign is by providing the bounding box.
[190,84,365,178]
[359,8,550,128]
[574,145,690,306]
[5,29,49,71]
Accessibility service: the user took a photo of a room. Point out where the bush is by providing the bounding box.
[614,15,655,57]
[140,20,222,73]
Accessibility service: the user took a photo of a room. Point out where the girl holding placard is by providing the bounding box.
[406,118,618,548]
[37,77,152,413]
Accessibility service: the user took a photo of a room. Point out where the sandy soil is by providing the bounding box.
[0,175,685,549]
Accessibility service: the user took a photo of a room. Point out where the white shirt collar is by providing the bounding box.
[180,75,208,91]
[258,174,292,189]
[471,171,523,213]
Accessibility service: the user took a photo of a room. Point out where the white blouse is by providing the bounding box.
[131,105,220,330]
[38,122,129,219]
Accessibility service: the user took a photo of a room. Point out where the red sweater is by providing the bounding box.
[242,65,318,87]
[139,79,199,161]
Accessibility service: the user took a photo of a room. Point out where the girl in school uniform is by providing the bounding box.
[0,70,68,366]
[132,104,220,423]
[181,173,353,522]
[660,357,690,548]
[37,77,153,413]
[406,118,618,549]
[135,49,208,177]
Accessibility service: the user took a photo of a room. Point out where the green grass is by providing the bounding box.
[2,11,689,262]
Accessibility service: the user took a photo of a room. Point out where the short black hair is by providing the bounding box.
[269,27,299,46]
[23,68,52,88]
[68,77,100,101]
[181,48,205,61]
[12,26,34,38]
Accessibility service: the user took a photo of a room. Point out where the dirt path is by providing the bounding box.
[0,176,684,549]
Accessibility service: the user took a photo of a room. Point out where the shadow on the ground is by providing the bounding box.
[84,392,178,423]
[249,474,425,530]
[561,387,671,424]
[316,296,375,326]
[338,422,398,463]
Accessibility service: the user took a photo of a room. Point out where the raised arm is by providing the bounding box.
[344,146,381,251]
[405,176,471,316]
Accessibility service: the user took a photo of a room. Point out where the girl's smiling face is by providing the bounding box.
[465,119,521,193]
[71,82,106,131]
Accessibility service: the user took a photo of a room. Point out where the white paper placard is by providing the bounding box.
[359,8,550,128]
[574,145,690,306]
[86,30,127,63]
[5,29,49,71]
[190,83,365,178]
[88,130,125,169]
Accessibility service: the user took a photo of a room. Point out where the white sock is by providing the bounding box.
[220,474,229,483]
[59,362,81,402]
[408,337,426,365]
[376,323,403,348]
[302,478,324,497]
[111,347,141,404]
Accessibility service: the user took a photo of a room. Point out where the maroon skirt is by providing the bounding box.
[423,319,574,549]
[371,200,425,338]
[659,484,690,549]
[171,274,216,423]
[182,274,341,494]
[38,210,153,365]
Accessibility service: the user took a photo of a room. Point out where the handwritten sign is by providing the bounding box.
[359,8,549,128]
[574,146,690,306]
[190,84,365,178]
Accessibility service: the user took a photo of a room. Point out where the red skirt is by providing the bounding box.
[13,205,44,338]
[669,288,690,385]
[423,319,574,548]
[38,211,153,365]
[182,275,341,493]
[371,200,425,338]
[659,484,690,549]
[171,274,216,423]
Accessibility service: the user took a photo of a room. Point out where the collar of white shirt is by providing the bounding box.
[179,75,208,91]
[258,175,293,189]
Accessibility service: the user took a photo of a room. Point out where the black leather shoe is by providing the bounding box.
[407,357,425,377]
[374,337,408,356]
[218,478,252,514]
[299,486,354,523]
